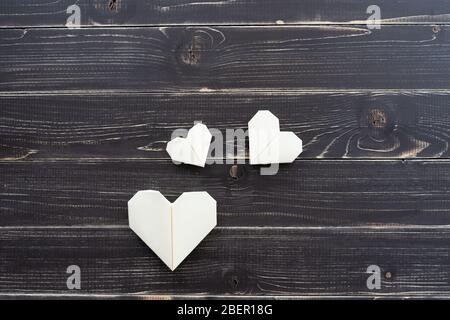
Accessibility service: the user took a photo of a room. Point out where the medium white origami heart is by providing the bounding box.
[166,123,212,167]
[128,190,217,271]
[248,110,303,165]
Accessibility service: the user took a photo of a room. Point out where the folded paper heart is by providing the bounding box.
[166,123,212,167]
[248,110,303,165]
[128,190,217,271]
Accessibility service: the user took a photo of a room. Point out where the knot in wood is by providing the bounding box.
[217,267,250,294]
[368,109,387,129]
[92,0,136,24]
[229,165,244,180]
[178,34,208,67]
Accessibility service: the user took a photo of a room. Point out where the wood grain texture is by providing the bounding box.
[2,227,450,297]
[1,25,450,92]
[1,0,450,27]
[3,0,450,300]
[1,92,450,161]
[3,160,450,227]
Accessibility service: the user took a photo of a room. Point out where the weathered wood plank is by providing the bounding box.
[2,92,450,161]
[3,160,450,226]
[1,227,450,297]
[1,26,450,92]
[1,0,450,27]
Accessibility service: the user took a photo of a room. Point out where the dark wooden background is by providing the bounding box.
[2,0,450,299]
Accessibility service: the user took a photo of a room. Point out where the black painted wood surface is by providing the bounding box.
[1,0,450,27]
[2,160,450,227]
[2,227,450,297]
[1,26,450,92]
[2,1,450,299]
[1,92,449,161]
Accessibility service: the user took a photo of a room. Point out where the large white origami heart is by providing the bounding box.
[166,123,212,167]
[248,110,303,165]
[128,190,217,271]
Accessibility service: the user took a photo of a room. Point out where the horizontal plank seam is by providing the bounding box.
[2,158,450,164]
[0,22,448,30]
[3,225,450,230]
[0,293,447,299]
[3,88,450,96]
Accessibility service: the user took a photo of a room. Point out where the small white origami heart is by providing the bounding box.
[128,190,217,271]
[166,123,212,167]
[248,110,303,165]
